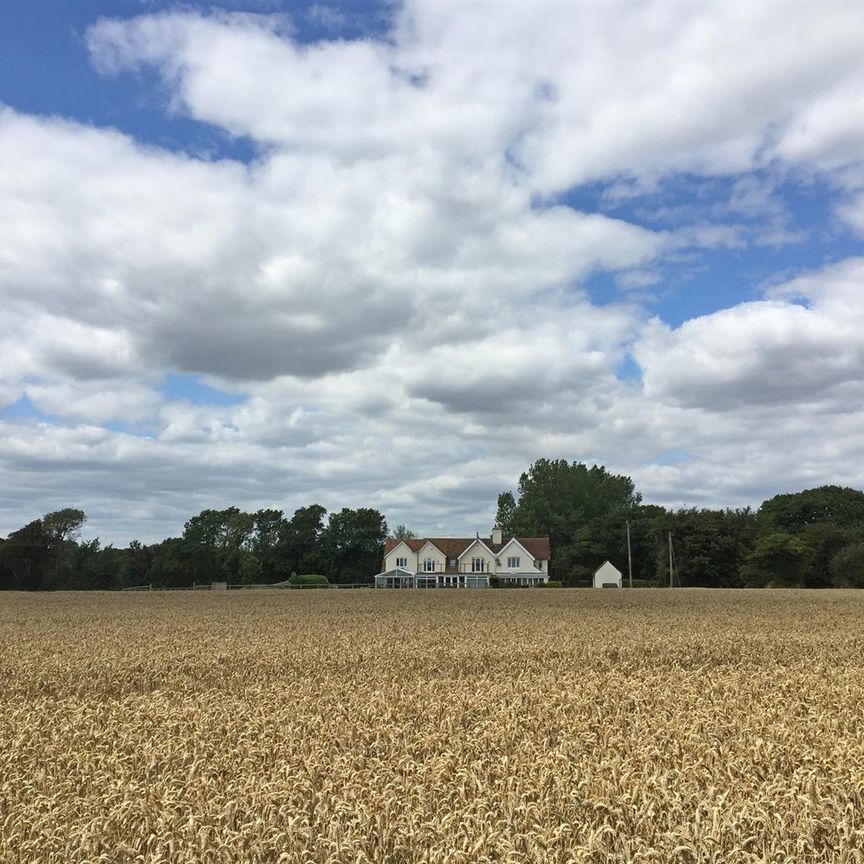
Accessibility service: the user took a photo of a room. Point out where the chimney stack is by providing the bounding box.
[492,525,502,545]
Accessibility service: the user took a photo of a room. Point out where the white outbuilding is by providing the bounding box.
[593,560,623,588]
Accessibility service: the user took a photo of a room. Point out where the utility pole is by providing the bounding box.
[626,520,633,588]
[668,531,674,588]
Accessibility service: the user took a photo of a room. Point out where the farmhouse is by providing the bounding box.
[374,526,550,588]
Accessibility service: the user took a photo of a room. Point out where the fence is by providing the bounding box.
[122,582,372,592]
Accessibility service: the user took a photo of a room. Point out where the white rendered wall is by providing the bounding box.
[459,540,496,573]
[384,542,418,572]
[416,542,447,571]
[593,561,622,588]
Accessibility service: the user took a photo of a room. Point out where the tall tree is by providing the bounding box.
[495,492,517,535]
[830,542,864,588]
[0,520,50,590]
[41,508,86,547]
[251,508,285,583]
[569,503,667,583]
[739,532,811,587]
[498,460,641,580]
[148,537,189,588]
[119,540,154,590]
[0,508,87,590]
[322,508,387,583]
[759,486,864,533]
[278,504,327,576]
[656,508,759,588]
[181,507,257,584]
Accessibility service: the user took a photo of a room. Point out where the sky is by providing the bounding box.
[2,0,864,545]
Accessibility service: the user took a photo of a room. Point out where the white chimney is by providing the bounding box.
[491,525,502,545]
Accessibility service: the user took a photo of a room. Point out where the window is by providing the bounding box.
[507,556,520,568]
[423,558,436,572]
[471,557,485,573]
[396,557,407,568]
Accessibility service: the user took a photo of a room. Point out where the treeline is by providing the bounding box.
[496,459,864,587]
[3,460,864,590]
[0,505,386,591]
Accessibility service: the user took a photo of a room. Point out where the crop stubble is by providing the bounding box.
[1,589,862,863]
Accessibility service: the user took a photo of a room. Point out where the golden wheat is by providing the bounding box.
[1,589,862,863]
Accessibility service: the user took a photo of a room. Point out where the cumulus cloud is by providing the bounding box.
[2,2,864,541]
[635,305,863,410]
[87,2,864,188]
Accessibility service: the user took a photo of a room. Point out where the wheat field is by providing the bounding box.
[1,589,862,863]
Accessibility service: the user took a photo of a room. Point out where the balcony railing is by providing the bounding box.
[406,562,545,575]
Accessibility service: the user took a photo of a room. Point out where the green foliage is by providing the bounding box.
[250,508,284,583]
[147,537,188,589]
[0,501,386,590]
[488,576,534,589]
[496,463,864,588]
[181,507,256,585]
[41,508,86,547]
[830,542,864,588]
[567,504,666,584]
[0,509,87,590]
[5,481,864,591]
[392,525,415,540]
[536,580,563,588]
[322,507,387,584]
[799,522,854,587]
[0,519,50,590]
[759,486,864,533]
[499,459,641,581]
[495,492,517,535]
[276,504,327,577]
[740,532,811,587]
[287,573,329,587]
[656,508,759,588]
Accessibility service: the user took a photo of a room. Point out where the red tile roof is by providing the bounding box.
[384,535,550,560]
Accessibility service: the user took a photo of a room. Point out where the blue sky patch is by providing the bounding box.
[3,1,864,543]
[0,0,388,162]
[162,373,245,406]
[0,396,53,422]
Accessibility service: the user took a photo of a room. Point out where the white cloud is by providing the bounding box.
[838,192,864,238]
[635,258,864,409]
[87,3,864,191]
[3,3,864,542]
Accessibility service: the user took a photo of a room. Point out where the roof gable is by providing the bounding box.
[384,537,425,555]
[497,537,534,560]
[386,539,415,558]
[458,537,495,559]
[417,540,446,558]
